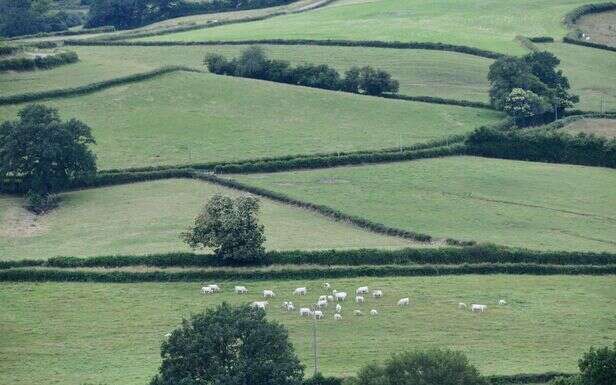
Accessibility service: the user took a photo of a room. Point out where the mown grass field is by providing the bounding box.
[0,71,502,169]
[539,42,616,112]
[561,118,616,139]
[1,275,614,384]
[0,179,414,260]
[137,0,592,54]
[232,156,616,252]
[0,44,493,102]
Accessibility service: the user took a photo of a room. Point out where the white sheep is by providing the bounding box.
[164,332,172,338]
[293,287,307,296]
[372,290,383,298]
[471,304,487,312]
[356,286,369,295]
[355,295,364,304]
[458,302,467,309]
[498,299,507,305]
[287,302,295,311]
[299,307,312,317]
[317,299,328,308]
[335,303,342,313]
[251,301,268,310]
[235,286,248,294]
[318,295,328,302]
[398,297,410,306]
[314,310,324,319]
[334,313,342,320]
[370,309,378,316]
[323,282,331,289]
[201,286,214,294]
[263,290,275,298]
[282,301,294,311]
[327,295,334,302]
[207,284,221,292]
[354,309,363,316]
[335,292,347,301]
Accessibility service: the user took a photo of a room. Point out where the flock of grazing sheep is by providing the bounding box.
[200,283,508,320]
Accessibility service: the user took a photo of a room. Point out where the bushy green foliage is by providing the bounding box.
[503,88,550,126]
[0,51,79,72]
[578,343,616,385]
[348,349,486,385]
[149,303,304,385]
[0,104,97,206]
[182,194,266,265]
[563,2,616,28]
[304,373,343,385]
[0,0,82,37]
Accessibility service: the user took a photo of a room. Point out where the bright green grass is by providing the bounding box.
[0,71,502,169]
[1,276,614,384]
[539,42,616,112]
[231,156,616,252]
[138,0,592,54]
[0,44,493,102]
[0,179,413,260]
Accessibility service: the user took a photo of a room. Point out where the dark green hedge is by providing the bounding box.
[6,26,115,41]
[383,94,493,109]
[0,46,19,56]
[563,2,616,27]
[515,36,540,52]
[0,66,197,105]
[528,37,555,43]
[2,264,615,282]
[3,245,611,270]
[0,51,79,72]
[65,38,505,59]
[563,36,616,52]
[486,372,574,385]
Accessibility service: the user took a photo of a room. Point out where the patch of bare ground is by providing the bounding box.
[575,10,616,47]
[561,118,616,139]
[0,204,46,238]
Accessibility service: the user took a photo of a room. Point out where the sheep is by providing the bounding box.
[334,313,342,320]
[355,295,365,304]
[293,287,307,296]
[286,302,295,311]
[498,299,507,305]
[317,299,328,308]
[335,304,342,313]
[327,295,334,302]
[282,301,294,311]
[398,297,410,306]
[354,310,363,316]
[201,286,214,294]
[313,310,324,319]
[164,332,172,338]
[335,292,347,301]
[370,309,378,316]
[234,286,248,294]
[356,286,369,295]
[458,302,467,309]
[207,284,221,292]
[251,301,268,310]
[299,307,312,317]
[471,304,487,312]
[372,290,383,298]
[323,282,331,289]
[318,295,328,302]
[263,290,275,298]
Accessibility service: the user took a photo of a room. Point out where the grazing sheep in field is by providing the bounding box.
[287,302,295,311]
[354,310,363,316]
[282,301,294,311]
[356,286,369,295]
[355,295,364,304]
[294,287,307,296]
[263,290,275,298]
[207,284,221,292]
[314,310,324,319]
[323,282,331,289]
[334,313,342,320]
[335,304,342,313]
[251,301,268,310]
[370,309,378,316]
[235,286,248,294]
[319,295,328,302]
[458,302,467,309]
[299,307,312,317]
[335,292,347,301]
[201,286,214,294]
[471,304,487,312]
[498,299,507,305]
[372,290,383,298]
[398,297,410,306]
[317,299,328,308]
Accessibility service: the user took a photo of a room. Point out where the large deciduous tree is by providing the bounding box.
[149,303,304,385]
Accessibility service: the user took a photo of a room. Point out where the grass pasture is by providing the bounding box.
[137,0,593,54]
[1,275,614,384]
[0,179,413,261]
[232,156,616,252]
[0,71,502,169]
[561,118,616,139]
[0,44,493,102]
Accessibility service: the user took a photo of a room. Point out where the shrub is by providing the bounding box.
[304,374,343,385]
[578,343,616,385]
[0,51,79,72]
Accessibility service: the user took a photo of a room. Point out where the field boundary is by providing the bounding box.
[562,2,616,52]
[64,38,506,59]
[0,51,79,72]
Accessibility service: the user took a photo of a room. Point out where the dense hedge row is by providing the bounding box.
[6,26,115,41]
[465,125,616,168]
[65,38,505,59]
[528,37,555,43]
[563,36,616,52]
[514,36,540,52]
[0,51,79,72]
[486,372,574,385]
[0,46,19,56]
[563,2,616,27]
[383,94,493,109]
[3,245,613,270]
[2,264,615,282]
[0,66,197,105]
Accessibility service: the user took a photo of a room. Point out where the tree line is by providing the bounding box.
[0,0,82,37]
[205,46,399,96]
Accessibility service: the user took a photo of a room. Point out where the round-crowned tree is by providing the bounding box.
[149,303,304,385]
[578,343,616,385]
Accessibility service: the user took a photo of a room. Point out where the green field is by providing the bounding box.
[232,156,616,252]
[1,275,614,384]
[0,179,413,260]
[540,43,616,112]
[0,44,493,102]
[561,118,616,139]
[137,0,591,54]
[0,71,502,169]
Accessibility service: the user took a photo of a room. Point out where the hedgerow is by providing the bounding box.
[562,36,616,52]
[563,2,616,28]
[528,37,555,43]
[515,36,541,52]
[0,46,19,56]
[486,372,575,385]
[383,94,493,109]
[65,38,505,59]
[5,26,115,41]
[1,264,615,282]
[0,51,79,72]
